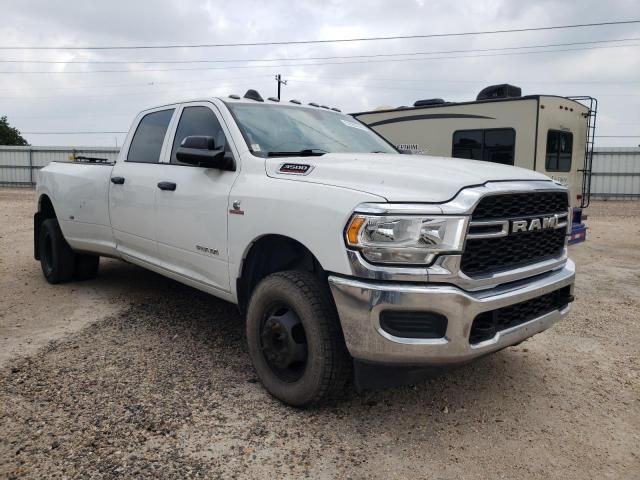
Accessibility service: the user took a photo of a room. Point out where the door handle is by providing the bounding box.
[110,176,125,185]
[157,181,177,191]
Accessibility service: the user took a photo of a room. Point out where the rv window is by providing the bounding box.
[545,130,573,172]
[452,130,482,160]
[452,128,515,165]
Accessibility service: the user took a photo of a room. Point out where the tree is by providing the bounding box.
[0,116,29,145]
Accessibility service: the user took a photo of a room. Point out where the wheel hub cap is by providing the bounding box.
[260,308,307,373]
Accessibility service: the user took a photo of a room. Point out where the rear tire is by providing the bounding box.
[246,270,352,407]
[38,218,75,284]
[74,254,100,280]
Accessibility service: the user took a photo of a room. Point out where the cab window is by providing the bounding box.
[452,128,515,165]
[545,130,573,172]
[171,106,228,165]
[127,109,174,163]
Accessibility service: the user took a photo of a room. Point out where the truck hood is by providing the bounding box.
[265,153,553,202]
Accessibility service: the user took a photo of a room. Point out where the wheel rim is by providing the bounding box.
[260,304,308,382]
[42,232,54,275]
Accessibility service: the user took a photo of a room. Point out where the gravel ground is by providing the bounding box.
[0,188,639,479]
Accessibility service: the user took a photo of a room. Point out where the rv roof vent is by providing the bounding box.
[476,84,521,101]
[413,98,446,107]
[244,89,264,102]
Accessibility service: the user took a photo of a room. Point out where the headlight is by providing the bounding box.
[345,214,468,265]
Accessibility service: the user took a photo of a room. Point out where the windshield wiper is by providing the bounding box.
[267,149,327,157]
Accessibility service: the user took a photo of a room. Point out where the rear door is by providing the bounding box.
[154,102,239,293]
[109,107,176,263]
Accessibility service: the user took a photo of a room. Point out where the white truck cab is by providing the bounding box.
[34,90,575,407]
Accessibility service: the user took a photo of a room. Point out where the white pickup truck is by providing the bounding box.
[35,90,575,406]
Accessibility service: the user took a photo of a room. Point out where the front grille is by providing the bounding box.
[461,192,568,277]
[469,286,572,344]
[462,228,566,276]
[471,192,568,221]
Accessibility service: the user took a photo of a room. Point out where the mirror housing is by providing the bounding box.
[175,136,235,170]
[181,135,216,150]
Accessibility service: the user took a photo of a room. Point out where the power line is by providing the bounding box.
[287,78,640,96]
[1,20,639,50]
[1,43,638,75]
[289,74,640,85]
[0,80,273,99]
[22,131,127,134]
[22,133,639,137]
[0,75,273,93]
[1,37,638,64]
[2,76,636,97]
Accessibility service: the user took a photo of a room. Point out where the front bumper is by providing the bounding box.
[328,260,575,365]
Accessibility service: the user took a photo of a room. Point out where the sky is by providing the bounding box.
[0,0,638,148]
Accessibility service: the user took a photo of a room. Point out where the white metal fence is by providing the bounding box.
[591,147,640,200]
[1,145,639,200]
[0,146,120,186]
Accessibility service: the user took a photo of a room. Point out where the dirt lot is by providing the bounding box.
[0,188,638,479]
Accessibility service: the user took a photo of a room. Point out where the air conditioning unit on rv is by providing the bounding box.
[413,98,446,107]
[476,84,522,101]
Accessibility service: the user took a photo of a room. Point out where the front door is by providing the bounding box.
[154,103,238,293]
[109,108,176,263]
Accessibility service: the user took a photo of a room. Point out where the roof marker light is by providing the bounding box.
[244,89,264,102]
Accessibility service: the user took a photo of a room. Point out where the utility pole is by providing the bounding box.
[275,74,287,100]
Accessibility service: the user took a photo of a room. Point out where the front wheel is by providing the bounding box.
[246,271,351,407]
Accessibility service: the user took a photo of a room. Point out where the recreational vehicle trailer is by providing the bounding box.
[352,85,597,244]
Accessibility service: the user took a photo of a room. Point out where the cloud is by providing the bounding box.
[0,0,638,147]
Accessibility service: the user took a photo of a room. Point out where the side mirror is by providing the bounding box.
[175,135,235,171]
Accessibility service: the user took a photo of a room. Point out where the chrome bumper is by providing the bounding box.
[328,260,575,365]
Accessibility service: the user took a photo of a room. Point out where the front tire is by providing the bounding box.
[38,218,75,284]
[246,271,351,407]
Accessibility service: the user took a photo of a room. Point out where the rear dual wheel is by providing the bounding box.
[39,218,99,284]
[246,271,351,407]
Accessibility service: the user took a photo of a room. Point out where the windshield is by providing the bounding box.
[226,102,397,157]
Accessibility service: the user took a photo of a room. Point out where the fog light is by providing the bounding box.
[379,311,448,339]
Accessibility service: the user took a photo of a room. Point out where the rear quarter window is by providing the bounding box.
[127,109,174,163]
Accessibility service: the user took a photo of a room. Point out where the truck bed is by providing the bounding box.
[38,161,116,256]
